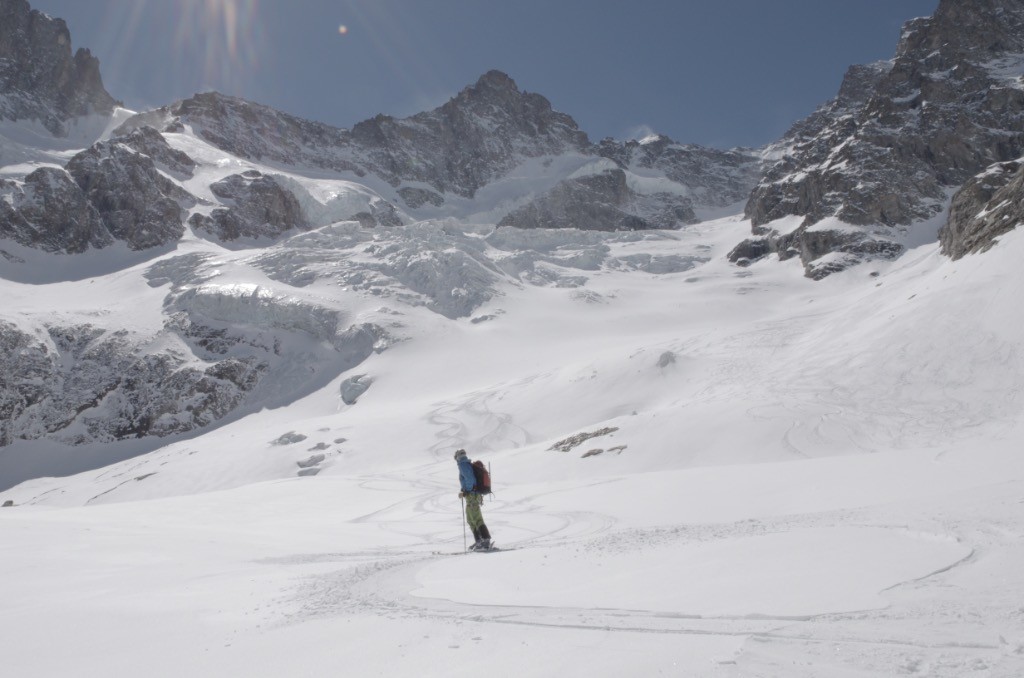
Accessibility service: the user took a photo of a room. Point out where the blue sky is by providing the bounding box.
[35,0,938,148]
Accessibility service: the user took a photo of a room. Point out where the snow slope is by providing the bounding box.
[2,199,1024,676]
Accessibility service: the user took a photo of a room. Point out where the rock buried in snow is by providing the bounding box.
[340,374,374,405]
[549,426,619,452]
[297,467,321,477]
[657,351,677,368]
[272,431,307,445]
[582,445,627,459]
[307,442,329,451]
[2,500,13,508]
[296,454,326,469]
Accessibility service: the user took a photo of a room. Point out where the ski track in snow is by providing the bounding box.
[232,457,1024,678]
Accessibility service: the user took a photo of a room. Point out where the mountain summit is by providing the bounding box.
[352,70,591,198]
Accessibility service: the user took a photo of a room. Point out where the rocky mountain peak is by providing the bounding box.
[349,70,590,198]
[0,0,118,135]
[909,0,1024,55]
[435,69,586,143]
[466,69,520,95]
[448,70,540,111]
[738,0,1024,278]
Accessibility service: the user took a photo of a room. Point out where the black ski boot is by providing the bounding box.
[469,527,483,551]
[477,525,492,551]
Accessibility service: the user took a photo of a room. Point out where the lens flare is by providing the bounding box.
[173,0,264,95]
[338,24,349,36]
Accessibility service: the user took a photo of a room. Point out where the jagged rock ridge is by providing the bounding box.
[736,0,1024,277]
[0,0,118,135]
[350,70,591,198]
[116,72,766,231]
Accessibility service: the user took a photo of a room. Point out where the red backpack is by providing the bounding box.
[471,460,492,495]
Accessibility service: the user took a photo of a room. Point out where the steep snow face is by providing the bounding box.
[739,0,1024,277]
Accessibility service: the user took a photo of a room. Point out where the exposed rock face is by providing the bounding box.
[0,166,110,253]
[116,125,196,178]
[941,159,1024,258]
[740,0,1024,276]
[0,126,199,254]
[0,320,263,446]
[189,170,307,243]
[352,70,590,197]
[0,0,118,136]
[0,266,390,447]
[349,201,403,228]
[117,72,763,231]
[397,186,444,209]
[120,71,591,201]
[117,92,362,174]
[66,133,195,250]
[498,168,694,231]
[597,134,764,209]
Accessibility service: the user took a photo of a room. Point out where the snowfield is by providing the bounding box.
[3,125,1024,677]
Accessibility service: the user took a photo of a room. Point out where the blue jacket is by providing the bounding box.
[457,456,477,493]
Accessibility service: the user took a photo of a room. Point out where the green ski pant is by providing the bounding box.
[464,493,485,532]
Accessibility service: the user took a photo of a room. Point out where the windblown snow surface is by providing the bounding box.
[2,126,1024,677]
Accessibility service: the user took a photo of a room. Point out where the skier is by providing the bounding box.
[455,448,493,550]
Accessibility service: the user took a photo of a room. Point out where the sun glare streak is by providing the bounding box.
[173,0,264,96]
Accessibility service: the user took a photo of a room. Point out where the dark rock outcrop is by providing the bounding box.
[66,134,195,250]
[0,320,264,446]
[117,125,196,178]
[597,134,764,209]
[742,0,1024,276]
[352,70,590,197]
[498,168,693,231]
[0,0,118,136]
[189,170,306,243]
[941,159,1024,258]
[0,126,198,254]
[116,92,362,174]
[397,186,444,208]
[0,166,110,253]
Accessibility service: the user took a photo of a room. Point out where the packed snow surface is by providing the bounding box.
[3,128,1024,676]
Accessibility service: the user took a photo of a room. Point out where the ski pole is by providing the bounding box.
[461,494,467,553]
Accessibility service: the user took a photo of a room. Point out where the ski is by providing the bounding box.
[431,544,511,556]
